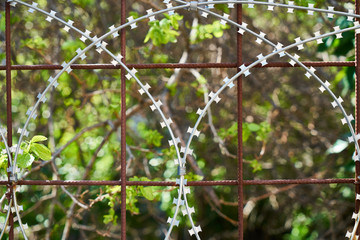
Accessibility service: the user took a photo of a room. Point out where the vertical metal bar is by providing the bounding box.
[355,0,360,219]
[5,2,14,239]
[236,4,244,240]
[120,0,127,239]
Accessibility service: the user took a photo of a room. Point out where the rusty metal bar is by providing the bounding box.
[0,61,354,71]
[5,2,14,239]
[120,0,127,239]
[356,0,360,218]
[237,3,244,240]
[0,178,350,186]
[243,178,355,185]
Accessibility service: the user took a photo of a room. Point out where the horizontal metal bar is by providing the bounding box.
[0,61,354,71]
[243,178,355,185]
[0,178,353,186]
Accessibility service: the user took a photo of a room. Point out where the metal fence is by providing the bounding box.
[2,0,360,239]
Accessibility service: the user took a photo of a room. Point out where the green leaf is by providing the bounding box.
[103,208,118,225]
[137,123,163,147]
[31,143,52,160]
[141,187,155,201]
[190,20,230,44]
[0,15,5,32]
[144,15,181,46]
[17,154,35,168]
[0,154,8,170]
[250,159,262,173]
[327,139,349,154]
[248,123,261,132]
[31,135,48,143]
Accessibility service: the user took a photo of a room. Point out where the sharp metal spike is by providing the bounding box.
[80,30,92,42]
[220,13,229,26]
[37,93,47,103]
[63,20,74,32]
[78,50,87,60]
[109,25,119,38]
[207,1,214,9]
[256,32,266,44]
[150,100,163,111]
[308,4,314,15]
[275,42,285,57]
[287,1,294,13]
[176,178,188,185]
[341,114,354,125]
[295,37,304,50]
[355,22,360,34]
[239,65,251,77]
[183,187,191,195]
[127,16,137,29]
[201,12,209,18]
[168,137,180,147]
[348,10,355,21]
[8,0,17,7]
[248,0,254,8]
[314,31,323,44]
[147,9,156,22]
[26,108,37,120]
[138,83,150,95]
[327,7,334,18]
[182,206,195,216]
[238,22,248,35]
[267,0,274,11]
[160,118,173,128]
[46,10,57,22]
[334,26,343,38]
[173,197,184,205]
[167,217,179,226]
[0,127,7,136]
[348,133,360,143]
[111,60,118,66]
[257,54,268,66]
[166,3,175,15]
[61,62,72,73]
[305,67,316,78]
[209,91,221,103]
[319,80,330,93]
[331,97,343,108]
[189,226,202,236]
[28,2,38,13]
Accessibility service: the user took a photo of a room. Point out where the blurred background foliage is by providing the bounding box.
[0,0,358,239]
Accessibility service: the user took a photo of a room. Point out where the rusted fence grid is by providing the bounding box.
[2,0,360,239]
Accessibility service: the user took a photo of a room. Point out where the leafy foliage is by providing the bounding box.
[0,135,51,173]
[190,20,230,44]
[144,13,183,46]
[0,0,357,239]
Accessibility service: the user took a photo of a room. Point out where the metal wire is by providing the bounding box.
[3,0,360,239]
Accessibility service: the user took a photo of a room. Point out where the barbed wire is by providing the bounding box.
[3,0,360,239]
